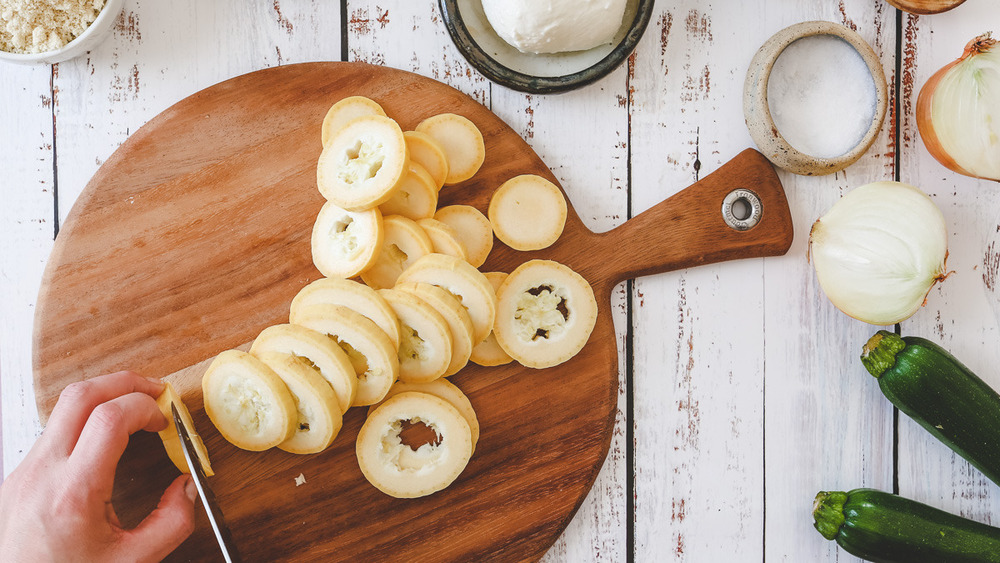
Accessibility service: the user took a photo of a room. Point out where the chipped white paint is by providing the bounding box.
[897,0,1000,526]
[1,0,996,561]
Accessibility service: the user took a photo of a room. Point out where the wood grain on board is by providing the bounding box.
[32,62,792,561]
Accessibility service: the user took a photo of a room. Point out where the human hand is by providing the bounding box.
[0,371,197,562]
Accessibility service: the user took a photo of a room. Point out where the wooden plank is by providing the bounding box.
[344,1,489,105]
[629,3,771,559]
[629,0,897,560]
[0,63,54,477]
[897,0,1000,524]
[761,1,899,561]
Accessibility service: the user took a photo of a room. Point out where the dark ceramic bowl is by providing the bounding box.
[439,0,654,94]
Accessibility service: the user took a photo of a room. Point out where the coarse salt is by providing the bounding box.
[0,0,106,55]
[767,34,877,159]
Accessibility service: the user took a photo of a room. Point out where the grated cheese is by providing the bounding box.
[0,0,106,54]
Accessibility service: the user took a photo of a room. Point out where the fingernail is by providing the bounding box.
[146,376,165,386]
[184,475,197,501]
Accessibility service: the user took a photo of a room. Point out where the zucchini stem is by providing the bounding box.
[812,491,848,541]
[860,330,905,378]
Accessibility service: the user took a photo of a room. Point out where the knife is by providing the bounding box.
[172,404,242,563]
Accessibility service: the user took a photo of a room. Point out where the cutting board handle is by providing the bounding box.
[591,148,793,287]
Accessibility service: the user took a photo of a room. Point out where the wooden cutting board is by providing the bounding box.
[33,62,793,562]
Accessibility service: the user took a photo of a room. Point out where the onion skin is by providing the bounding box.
[916,33,999,182]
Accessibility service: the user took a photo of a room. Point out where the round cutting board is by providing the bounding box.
[33,62,793,562]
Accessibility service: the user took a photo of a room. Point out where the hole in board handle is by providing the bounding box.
[722,189,762,231]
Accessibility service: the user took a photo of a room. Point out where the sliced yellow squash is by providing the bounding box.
[156,382,214,477]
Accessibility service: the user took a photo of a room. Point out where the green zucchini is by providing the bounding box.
[861,330,1000,486]
[813,488,1000,562]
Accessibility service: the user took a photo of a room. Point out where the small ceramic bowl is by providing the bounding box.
[0,0,124,65]
[438,0,654,94]
[743,21,888,176]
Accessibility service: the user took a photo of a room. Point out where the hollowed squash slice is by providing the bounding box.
[292,303,400,406]
[360,215,433,290]
[395,281,475,377]
[256,352,343,455]
[290,277,401,350]
[318,115,408,211]
[356,392,472,498]
[311,201,383,279]
[493,260,597,369]
[202,350,297,451]
[367,379,479,452]
[379,162,438,221]
[397,253,497,344]
[250,323,358,413]
[378,289,453,383]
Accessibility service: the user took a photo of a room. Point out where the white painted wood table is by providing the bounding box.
[2,1,998,561]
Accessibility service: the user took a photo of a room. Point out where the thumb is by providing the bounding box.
[121,474,197,563]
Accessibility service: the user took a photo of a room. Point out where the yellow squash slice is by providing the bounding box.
[378,289,453,383]
[403,130,450,189]
[469,271,514,367]
[202,350,297,451]
[397,253,497,344]
[290,277,401,350]
[416,218,468,262]
[395,281,475,377]
[156,382,214,476]
[317,115,408,211]
[360,215,434,290]
[493,260,597,369]
[379,162,438,221]
[367,379,479,452]
[433,205,493,268]
[311,201,383,279]
[488,174,567,251]
[292,303,400,406]
[414,113,485,186]
[321,96,386,147]
[250,323,358,413]
[256,352,343,455]
[356,392,472,498]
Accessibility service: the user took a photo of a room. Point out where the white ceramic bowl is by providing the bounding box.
[0,0,124,65]
[743,21,888,176]
[439,0,653,94]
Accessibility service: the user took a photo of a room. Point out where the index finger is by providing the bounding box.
[68,391,167,500]
[43,371,165,456]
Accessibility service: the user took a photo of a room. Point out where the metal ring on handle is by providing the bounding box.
[722,189,762,231]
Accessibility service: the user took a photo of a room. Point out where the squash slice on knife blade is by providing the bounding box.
[156,382,214,476]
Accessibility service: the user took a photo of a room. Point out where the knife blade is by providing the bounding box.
[172,403,242,563]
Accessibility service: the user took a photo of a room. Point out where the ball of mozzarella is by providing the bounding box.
[481,0,628,54]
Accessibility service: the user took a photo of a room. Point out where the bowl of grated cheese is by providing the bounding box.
[0,0,124,64]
